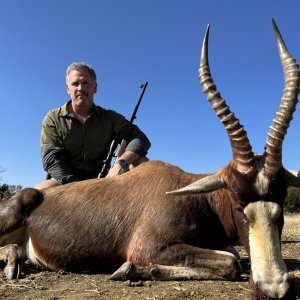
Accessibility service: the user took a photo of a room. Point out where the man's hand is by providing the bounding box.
[105,151,141,178]
[106,159,130,178]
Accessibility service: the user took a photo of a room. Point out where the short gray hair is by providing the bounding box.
[66,62,97,84]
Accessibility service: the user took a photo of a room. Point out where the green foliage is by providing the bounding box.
[0,184,23,200]
[285,186,300,213]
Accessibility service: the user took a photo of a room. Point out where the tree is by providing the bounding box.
[0,184,23,199]
[285,187,300,213]
[0,166,23,199]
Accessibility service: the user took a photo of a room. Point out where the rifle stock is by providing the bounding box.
[97,140,118,178]
[116,139,127,157]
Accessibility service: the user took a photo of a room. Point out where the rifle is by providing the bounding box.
[98,81,148,178]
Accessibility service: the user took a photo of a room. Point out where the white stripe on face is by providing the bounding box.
[244,201,290,299]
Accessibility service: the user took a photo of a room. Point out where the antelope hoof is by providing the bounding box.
[4,263,21,280]
[0,244,23,280]
[224,246,240,260]
[110,262,134,281]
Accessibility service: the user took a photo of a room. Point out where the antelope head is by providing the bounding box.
[168,20,300,299]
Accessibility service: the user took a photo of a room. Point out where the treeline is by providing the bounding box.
[0,183,23,199]
[0,183,299,213]
[285,187,300,213]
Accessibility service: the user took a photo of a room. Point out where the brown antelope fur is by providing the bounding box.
[0,20,299,300]
[0,161,243,277]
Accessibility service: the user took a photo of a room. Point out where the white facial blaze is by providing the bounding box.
[244,201,290,299]
[254,169,270,195]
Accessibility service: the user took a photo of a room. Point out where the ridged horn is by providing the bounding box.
[166,173,226,195]
[199,24,254,174]
[263,19,300,179]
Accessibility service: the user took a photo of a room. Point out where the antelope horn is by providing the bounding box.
[199,24,254,174]
[166,173,226,195]
[263,19,300,178]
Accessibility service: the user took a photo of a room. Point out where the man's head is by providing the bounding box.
[66,62,97,84]
[66,62,97,109]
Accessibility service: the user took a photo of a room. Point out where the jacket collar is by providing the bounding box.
[59,100,71,117]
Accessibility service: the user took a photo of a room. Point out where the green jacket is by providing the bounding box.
[40,101,151,183]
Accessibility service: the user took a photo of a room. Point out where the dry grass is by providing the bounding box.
[283,213,300,240]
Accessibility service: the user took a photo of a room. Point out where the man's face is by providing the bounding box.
[66,68,97,107]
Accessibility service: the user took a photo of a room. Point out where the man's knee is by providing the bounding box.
[34,179,60,190]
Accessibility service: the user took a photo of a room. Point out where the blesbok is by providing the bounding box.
[0,19,299,299]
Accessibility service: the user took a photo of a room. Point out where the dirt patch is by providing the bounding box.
[0,215,299,300]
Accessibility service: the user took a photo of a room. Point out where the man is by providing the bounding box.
[35,62,151,189]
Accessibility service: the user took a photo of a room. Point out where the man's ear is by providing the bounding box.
[94,83,98,93]
[66,84,70,95]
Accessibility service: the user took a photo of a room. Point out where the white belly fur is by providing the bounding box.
[27,237,51,269]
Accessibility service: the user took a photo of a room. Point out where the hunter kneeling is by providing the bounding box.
[35,62,151,189]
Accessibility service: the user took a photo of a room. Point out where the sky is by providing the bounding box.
[1,0,300,187]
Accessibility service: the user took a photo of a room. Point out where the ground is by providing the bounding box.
[0,215,299,300]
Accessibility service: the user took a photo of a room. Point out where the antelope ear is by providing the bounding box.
[284,170,300,187]
[166,173,226,195]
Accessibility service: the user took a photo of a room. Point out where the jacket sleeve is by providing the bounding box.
[111,111,151,157]
[124,124,151,156]
[40,112,78,184]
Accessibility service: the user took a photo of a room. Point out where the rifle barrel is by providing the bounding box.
[98,81,148,178]
[129,81,148,123]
